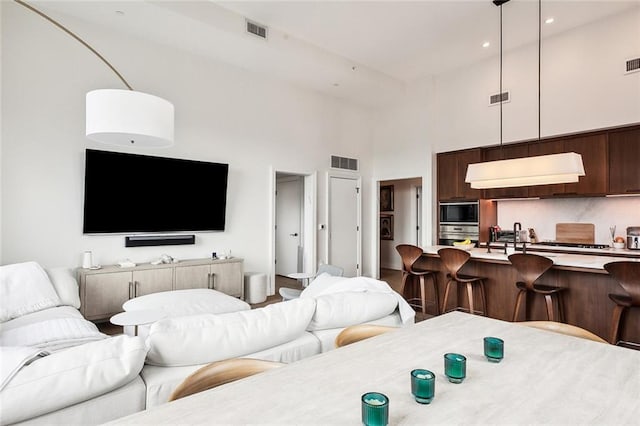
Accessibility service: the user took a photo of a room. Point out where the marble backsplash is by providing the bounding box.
[497,197,640,245]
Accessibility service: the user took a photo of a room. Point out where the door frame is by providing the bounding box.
[325,172,362,277]
[269,167,317,296]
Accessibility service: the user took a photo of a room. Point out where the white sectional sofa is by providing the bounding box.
[1,263,414,424]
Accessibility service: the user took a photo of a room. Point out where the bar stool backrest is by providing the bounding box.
[396,244,423,273]
[508,253,554,291]
[437,248,471,280]
[604,261,640,305]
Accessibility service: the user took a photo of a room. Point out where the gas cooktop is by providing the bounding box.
[535,242,610,249]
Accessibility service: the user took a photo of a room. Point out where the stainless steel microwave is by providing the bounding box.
[439,201,479,225]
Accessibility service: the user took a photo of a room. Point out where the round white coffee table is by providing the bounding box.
[286,272,316,288]
[110,309,165,336]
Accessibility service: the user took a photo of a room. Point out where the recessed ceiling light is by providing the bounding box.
[482,41,491,48]
[545,17,554,24]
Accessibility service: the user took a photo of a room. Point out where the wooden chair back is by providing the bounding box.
[508,253,554,290]
[520,321,607,343]
[168,358,284,401]
[335,325,397,348]
[437,248,471,279]
[396,244,423,273]
[604,261,640,305]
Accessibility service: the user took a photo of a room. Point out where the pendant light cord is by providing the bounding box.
[499,2,504,159]
[538,0,542,142]
[14,0,133,90]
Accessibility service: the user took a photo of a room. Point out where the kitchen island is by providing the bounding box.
[415,246,640,346]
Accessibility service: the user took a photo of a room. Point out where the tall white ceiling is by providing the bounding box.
[24,0,640,107]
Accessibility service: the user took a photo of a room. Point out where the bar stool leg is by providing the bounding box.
[430,273,440,315]
[512,290,526,322]
[557,293,565,323]
[609,304,626,344]
[466,283,475,315]
[478,281,487,316]
[544,294,555,322]
[441,278,453,314]
[419,275,426,315]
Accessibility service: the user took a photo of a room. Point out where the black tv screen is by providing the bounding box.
[83,149,228,234]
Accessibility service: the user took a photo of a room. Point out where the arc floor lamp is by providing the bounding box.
[15,0,175,148]
[465,0,585,189]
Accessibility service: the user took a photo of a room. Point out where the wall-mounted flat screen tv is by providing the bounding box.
[83,149,228,234]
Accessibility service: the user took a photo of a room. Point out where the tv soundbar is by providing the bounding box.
[125,235,195,247]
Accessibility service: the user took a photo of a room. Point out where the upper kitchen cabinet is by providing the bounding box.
[437,148,482,201]
[527,134,607,197]
[608,127,640,195]
[481,144,529,199]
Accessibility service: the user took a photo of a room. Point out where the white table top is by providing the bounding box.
[108,312,640,425]
[110,309,165,327]
[286,272,316,280]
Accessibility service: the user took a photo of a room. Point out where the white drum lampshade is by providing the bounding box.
[86,89,174,148]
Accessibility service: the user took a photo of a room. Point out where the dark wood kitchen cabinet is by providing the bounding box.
[481,144,529,199]
[525,134,607,197]
[437,148,482,201]
[608,127,640,195]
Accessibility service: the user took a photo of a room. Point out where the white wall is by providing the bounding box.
[0,3,375,283]
[370,8,640,265]
[379,178,422,270]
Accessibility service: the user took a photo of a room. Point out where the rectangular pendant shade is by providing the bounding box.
[465,152,585,189]
[86,89,174,148]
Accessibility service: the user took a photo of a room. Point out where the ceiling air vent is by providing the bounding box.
[246,19,268,39]
[489,91,510,106]
[331,155,358,171]
[625,57,640,74]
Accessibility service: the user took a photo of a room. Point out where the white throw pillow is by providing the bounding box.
[300,273,347,299]
[306,292,398,331]
[146,297,316,366]
[0,262,61,322]
[46,267,81,309]
[0,335,148,425]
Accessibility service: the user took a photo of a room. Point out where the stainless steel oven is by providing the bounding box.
[439,224,479,246]
[439,201,479,225]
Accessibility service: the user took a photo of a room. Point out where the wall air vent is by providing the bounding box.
[489,91,510,106]
[331,155,358,171]
[246,19,268,39]
[625,57,640,74]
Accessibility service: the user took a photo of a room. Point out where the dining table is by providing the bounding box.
[108,311,640,425]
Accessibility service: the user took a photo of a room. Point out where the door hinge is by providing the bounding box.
[356,187,360,194]
[357,225,360,231]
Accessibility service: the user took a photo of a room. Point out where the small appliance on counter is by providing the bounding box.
[627,227,640,250]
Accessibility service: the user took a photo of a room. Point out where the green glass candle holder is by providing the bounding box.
[444,353,466,384]
[361,392,389,426]
[410,369,435,404]
[484,337,504,363]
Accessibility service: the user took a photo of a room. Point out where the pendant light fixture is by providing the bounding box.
[15,0,174,148]
[465,0,585,189]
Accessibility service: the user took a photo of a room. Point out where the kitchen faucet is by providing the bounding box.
[513,222,522,250]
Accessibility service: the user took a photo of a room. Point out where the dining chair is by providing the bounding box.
[334,324,398,348]
[395,244,440,315]
[278,264,344,301]
[519,321,607,343]
[438,248,487,316]
[604,261,640,345]
[509,253,566,322]
[168,358,285,402]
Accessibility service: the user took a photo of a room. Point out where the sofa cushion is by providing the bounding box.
[0,262,61,322]
[0,335,148,425]
[145,297,316,367]
[306,291,398,331]
[123,288,250,316]
[46,267,82,309]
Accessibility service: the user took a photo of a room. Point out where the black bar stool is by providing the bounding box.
[509,253,566,322]
[396,244,439,315]
[604,261,640,345]
[438,248,487,316]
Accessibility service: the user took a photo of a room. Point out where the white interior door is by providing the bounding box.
[329,176,360,277]
[416,185,423,246]
[276,178,303,275]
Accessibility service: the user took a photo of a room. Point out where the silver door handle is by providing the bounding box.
[128,282,133,299]
[290,233,299,237]
[207,273,212,289]
[135,281,140,297]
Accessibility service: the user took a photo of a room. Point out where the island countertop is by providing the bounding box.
[421,245,640,272]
